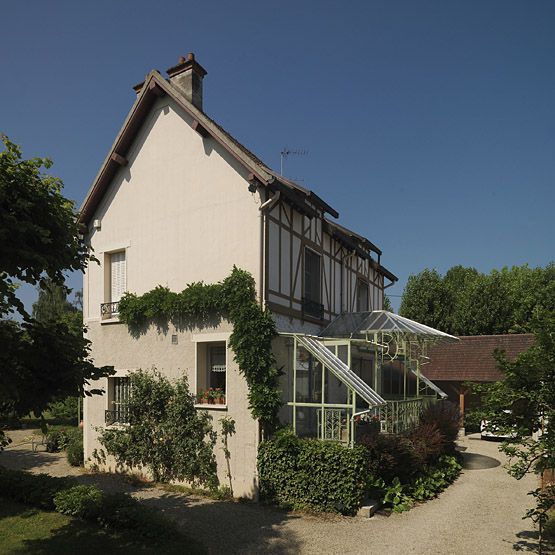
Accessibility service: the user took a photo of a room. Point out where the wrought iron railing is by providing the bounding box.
[105,408,129,426]
[101,301,120,319]
[372,397,437,435]
[302,298,324,319]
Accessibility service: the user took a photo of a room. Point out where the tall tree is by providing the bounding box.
[0,135,112,445]
[400,264,555,335]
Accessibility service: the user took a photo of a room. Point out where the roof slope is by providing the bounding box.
[424,334,535,382]
[79,70,395,281]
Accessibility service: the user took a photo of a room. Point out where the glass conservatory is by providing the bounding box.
[282,311,457,444]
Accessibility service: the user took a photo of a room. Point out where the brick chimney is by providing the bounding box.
[166,53,207,111]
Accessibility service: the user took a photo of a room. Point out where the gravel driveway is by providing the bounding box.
[0,430,545,554]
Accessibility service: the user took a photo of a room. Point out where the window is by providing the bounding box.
[356,278,369,312]
[102,251,126,319]
[106,377,130,425]
[110,251,126,303]
[196,342,227,405]
[303,248,323,318]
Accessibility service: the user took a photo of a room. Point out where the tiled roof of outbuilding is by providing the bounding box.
[424,334,535,382]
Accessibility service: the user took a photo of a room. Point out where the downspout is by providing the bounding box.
[259,191,281,310]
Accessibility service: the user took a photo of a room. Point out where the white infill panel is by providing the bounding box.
[410,369,448,399]
[297,335,386,408]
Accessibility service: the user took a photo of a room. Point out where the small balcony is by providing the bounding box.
[302,298,324,319]
[101,301,120,320]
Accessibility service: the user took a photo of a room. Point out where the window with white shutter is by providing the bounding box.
[110,251,126,303]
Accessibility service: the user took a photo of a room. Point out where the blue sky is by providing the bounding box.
[2,0,554,311]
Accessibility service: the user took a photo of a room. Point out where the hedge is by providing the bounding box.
[0,466,177,538]
[258,430,368,515]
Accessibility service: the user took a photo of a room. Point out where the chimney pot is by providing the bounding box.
[166,53,207,111]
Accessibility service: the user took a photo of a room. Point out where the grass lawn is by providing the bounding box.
[0,498,206,555]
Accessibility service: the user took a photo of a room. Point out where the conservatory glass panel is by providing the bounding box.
[295,346,323,403]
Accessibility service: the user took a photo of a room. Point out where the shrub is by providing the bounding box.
[98,370,217,487]
[66,431,84,466]
[359,431,423,484]
[419,401,461,453]
[0,467,179,539]
[54,485,103,519]
[258,430,368,515]
[0,466,73,509]
[407,422,444,465]
[99,492,178,538]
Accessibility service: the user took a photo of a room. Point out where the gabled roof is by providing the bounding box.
[424,334,535,382]
[79,70,338,225]
[79,69,396,281]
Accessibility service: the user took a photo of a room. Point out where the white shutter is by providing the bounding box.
[110,251,126,302]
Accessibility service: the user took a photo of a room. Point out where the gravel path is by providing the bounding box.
[0,430,546,554]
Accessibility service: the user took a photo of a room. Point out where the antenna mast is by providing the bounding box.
[280,147,308,176]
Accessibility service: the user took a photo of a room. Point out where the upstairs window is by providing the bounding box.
[102,251,126,319]
[303,248,323,318]
[196,342,227,405]
[356,278,369,312]
[110,251,126,303]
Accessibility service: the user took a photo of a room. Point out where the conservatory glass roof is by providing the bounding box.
[296,335,386,408]
[320,311,458,342]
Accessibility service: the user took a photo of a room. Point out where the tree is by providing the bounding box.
[400,264,555,335]
[0,135,88,319]
[32,279,84,420]
[0,135,113,444]
[471,311,555,552]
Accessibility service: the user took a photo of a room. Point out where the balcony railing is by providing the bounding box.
[302,298,324,319]
[105,408,129,426]
[372,397,438,435]
[101,301,120,319]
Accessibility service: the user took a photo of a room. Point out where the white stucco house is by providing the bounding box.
[80,53,450,498]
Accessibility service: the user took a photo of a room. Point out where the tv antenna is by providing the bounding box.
[280,147,308,176]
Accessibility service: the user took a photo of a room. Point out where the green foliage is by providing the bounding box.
[66,431,84,466]
[46,396,79,421]
[400,263,555,335]
[97,370,217,486]
[258,429,368,515]
[0,136,112,449]
[98,492,179,539]
[0,319,113,423]
[0,466,73,510]
[470,310,555,547]
[0,135,89,319]
[0,467,179,540]
[54,485,103,519]
[118,267,281,430]
[219,417,236,496]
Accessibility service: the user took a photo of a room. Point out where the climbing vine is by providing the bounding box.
[118,267,281,431]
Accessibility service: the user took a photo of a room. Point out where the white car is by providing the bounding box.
[480,410,516,440]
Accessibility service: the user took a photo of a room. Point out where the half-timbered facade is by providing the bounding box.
[79,53,440,498]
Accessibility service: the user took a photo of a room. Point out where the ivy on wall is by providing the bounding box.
[118,267,281,431]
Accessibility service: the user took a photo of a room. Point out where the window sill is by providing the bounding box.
[101,317,122,325]
[105,422,130,429]
[194,404,228,411]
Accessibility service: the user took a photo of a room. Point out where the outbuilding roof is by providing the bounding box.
[424,334,535,382]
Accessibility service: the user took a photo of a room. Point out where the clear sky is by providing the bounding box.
[2,0,554,312]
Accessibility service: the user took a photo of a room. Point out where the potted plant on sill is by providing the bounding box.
[214,388,226,405]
